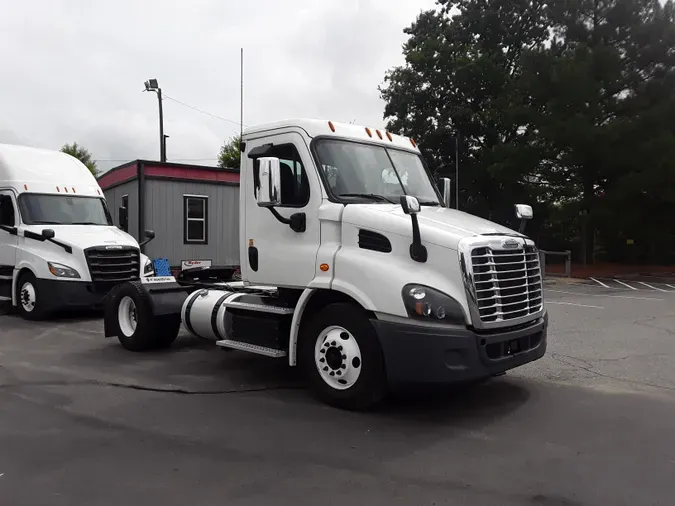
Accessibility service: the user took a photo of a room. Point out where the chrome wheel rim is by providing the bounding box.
[314,325,362,390]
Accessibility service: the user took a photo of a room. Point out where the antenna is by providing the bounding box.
[240,48,244,143]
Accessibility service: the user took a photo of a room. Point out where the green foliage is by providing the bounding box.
[218,134,241,169]
[60,142,98,177]
[381,0,675,264]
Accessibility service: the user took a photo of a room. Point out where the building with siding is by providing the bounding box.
[98,160,240,273]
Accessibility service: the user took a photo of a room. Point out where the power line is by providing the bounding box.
[94,157,219,163]
[163,94,244,127]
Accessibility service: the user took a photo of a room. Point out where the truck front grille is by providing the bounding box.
[85,246,140,284]
[471,245,542,323]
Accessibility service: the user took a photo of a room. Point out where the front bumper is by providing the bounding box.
[35,278,121,311]
[371,312,548,385]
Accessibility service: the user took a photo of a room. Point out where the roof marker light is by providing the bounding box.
[72,187,76,193]
[97,189,101,195]
[410,138,417,147]
[328,121,335,132]
[365,127,372,137]
[24,184,28,191]
[64,187,68,193]
[56,186,60,192]
[386,131,393,141]
[376,130,383,140]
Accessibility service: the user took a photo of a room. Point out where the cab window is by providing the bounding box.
[0,195,16,227]
[268,144,310,207]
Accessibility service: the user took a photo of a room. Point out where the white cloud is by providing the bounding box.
[0,0,436,173]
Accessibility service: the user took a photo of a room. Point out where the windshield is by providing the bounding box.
[314,139,440,205]
[18,194,112,226]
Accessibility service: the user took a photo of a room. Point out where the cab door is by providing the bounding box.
[0,190,19,299]
[242,131,322,288]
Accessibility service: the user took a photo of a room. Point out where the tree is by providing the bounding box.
[218,134,241,169]
[382,0,675,265]
[61,142,98,177]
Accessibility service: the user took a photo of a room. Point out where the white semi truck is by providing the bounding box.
[0,143,156,320]
[103,119,548,410]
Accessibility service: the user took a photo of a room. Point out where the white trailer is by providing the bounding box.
[0,143,156,320]
[103,119,548,410]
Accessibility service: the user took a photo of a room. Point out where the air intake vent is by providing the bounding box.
[358,229,392,253]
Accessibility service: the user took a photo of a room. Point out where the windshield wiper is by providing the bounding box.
[32,220,61,225]
[418,201,441,206]
[71,221,104,225]
[338,193,396,204]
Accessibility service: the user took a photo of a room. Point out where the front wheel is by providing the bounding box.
[16,271,48,321]
[300,302,386,410]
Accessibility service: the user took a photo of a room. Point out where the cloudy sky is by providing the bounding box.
[0,0,437,173]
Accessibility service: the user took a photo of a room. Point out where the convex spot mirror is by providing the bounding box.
[400,195,421,215]
[515,204,533,220]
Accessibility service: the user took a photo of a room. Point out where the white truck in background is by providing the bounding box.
[0,143,156,320]
[103,119,548,410]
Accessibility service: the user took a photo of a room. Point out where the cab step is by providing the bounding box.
[224,300,294,315]
[216,339,287,358]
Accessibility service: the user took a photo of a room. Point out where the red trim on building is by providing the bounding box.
[144,164,240,184]
[97,162,138,190]
[98,160,240,190]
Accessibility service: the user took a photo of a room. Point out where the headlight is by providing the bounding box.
[401,284,465,324]
[143,258,155,276]
[48,262,81,279]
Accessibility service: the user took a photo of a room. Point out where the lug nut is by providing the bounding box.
[320,358,325,363]
[338,346,343,351]
[330,371,335,376]
[323,367,328,371]
[336,371,342,376]
[341,364,346,369]
[342,355,347,360]
[331,341,336,346]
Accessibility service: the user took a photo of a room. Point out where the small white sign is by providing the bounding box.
[141,276,176,284]
[181,259,212,271]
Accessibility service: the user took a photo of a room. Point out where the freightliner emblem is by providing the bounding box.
[502,238,520,249]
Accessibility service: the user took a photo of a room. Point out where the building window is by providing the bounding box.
[183,195,208,244]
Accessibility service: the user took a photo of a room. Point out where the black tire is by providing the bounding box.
[113,282,180,351]
[16,271,49,321]
[299,302,386,410]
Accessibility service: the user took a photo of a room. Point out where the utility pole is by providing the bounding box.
[144,79,166,162]
[240,48,244,146]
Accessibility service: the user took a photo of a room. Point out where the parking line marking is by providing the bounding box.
[638,282,668,292]
[546,289,663,301]
[547,301,604,309]
[614,279,638,290]
[590,277,611,288]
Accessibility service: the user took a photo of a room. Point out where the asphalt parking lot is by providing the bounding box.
[1,279,675,506]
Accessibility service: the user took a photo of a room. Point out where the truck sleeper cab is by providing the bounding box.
[103,119,547,410]
[0,143,155,320]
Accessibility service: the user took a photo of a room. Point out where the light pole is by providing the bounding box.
[144,78,166,162]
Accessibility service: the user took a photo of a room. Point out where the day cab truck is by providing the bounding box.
[103,119,548,410]
[0,143,156,320]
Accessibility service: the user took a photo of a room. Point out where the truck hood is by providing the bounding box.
[341,204,522,250]
[23,225,140,250]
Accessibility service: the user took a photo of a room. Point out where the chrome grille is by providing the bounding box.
[471,244,542,323]
[85,246,140,284]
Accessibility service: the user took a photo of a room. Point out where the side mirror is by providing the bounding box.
[400,195,421,215]
[139,229,156,248]
[515,204,533,234]
[41,229,55,240]
[118,206,128,230]
[256,157,282,207]
[515,204,533,220]
[441,177,451,208]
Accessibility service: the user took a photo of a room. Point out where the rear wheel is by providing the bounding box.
[16,271,48,321]
[300,302,386,410]
[114,282,180,351]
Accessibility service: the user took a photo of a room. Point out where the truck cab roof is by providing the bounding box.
[243,118,421,153]
[0,142,102,197]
